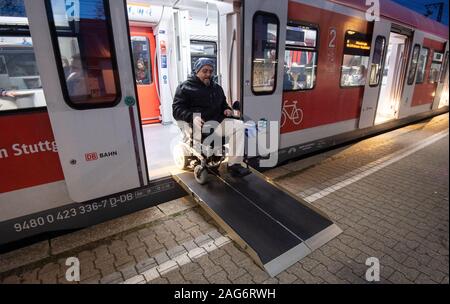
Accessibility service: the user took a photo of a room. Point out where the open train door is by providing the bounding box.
[398,30,424,118]
[130,26,161,124]
[241,0,288,164]
[359,20,391,128]
[432,43,449,110]
[24,0,148,202]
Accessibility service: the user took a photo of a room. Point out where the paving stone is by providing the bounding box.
[208,270,232,284]
[167,245,187,259]
[154,252,170,265]
[182,240,198,252]
[136,258,157,273]
[148,277,169,284]
[179,262,202,276]
[142,268,160,282]
[188,247,207,260]
[196,255,224,278]
[173,253,192,268]
[100,272,123,284]
[388,271,414,284]
[233,273,254,284]
[123,275,146,284]
[156,260,178,276]
[237,259,269,283]
[0,241,49,273]
[118,265,138,280]
[414,273,439,284]
[80,274,102,284]
[1,275,21,284]
[194,233,213,248]
[162,270,188,284]
[276,272,297,284]
[222,244,248,264]
[208,230,223,240]
[182,267,209,284]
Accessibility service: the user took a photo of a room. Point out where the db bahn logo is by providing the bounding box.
[85,152,98,161]
[85,151,118,161]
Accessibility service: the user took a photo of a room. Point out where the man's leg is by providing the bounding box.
[216,118,250,177]
[217,118,245,164]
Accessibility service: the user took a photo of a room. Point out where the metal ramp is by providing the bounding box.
[173,171,342,277]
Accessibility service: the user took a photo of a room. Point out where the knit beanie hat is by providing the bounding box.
[193,57,214,73]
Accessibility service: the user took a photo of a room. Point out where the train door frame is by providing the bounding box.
[24,0,148,202]
[241,0,288,159]
[130,26,161,124]
[359,20,392,128]
[375,31,409,125]
[432,42,449,110]
[397,28,425,118]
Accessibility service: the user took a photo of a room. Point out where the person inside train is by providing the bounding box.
[62,57,70,79]
[135,59,147,84]
[352,64,367,86]
[66,54,88,98]
[283,65,294,90]
[172,57,251,178]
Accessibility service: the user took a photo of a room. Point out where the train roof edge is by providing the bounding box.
[329,0,448,40]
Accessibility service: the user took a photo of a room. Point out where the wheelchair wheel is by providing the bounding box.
[173,143,190,170]
[194,165,208,185]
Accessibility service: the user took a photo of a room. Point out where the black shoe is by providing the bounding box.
[227,164,251,177]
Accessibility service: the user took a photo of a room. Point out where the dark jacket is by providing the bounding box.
[172,75,231,124]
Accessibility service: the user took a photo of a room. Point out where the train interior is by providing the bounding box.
[375,32,408,125]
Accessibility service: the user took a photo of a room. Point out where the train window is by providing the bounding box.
[251,12,279,95]
[286,24,317,47]
[1,1,46,112]
[429,51,443,84]
[283,23,318,91]
[340,31,371,87]
[368,36,386,86]
[407,44,420,85]
[440,51,449,83]
[131,36,152,85]
[415,47,429,84]
[0,37,41,91]
[46,0,121,109]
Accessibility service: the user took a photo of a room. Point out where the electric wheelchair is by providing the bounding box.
[173,101,243,185]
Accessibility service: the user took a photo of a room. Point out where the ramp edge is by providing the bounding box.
[304,223,343,251]
[263,242,311,278]
[263,223,342,277]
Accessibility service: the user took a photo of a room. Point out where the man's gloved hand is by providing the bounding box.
[224,109,233,117]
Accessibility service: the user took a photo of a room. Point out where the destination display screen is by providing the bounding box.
[344,31,371,56]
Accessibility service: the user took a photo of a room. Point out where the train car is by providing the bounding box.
[0,0,448,249]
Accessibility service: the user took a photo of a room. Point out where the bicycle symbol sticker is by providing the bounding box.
[281,100,304,128]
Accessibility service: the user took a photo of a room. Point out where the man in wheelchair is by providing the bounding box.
[172,58,250,178]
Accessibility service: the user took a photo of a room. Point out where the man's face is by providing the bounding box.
[196,65,214,86]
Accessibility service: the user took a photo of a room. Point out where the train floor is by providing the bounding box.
[142,122,182,180]
[0,113,448,284]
